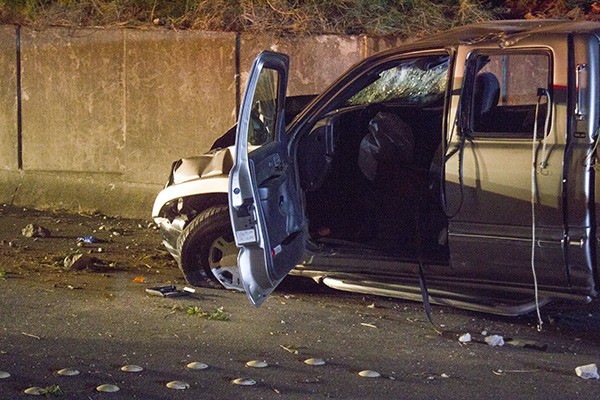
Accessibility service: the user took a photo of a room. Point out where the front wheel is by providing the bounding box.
[177,205,242,290]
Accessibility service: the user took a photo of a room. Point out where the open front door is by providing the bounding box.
[229,51,306,307]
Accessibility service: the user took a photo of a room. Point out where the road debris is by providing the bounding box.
[21,332,41,340]
[575,363,600,379]
[279,344,300,354]
[485,335,505,347]
[21,224,50,238]
[492,369,541,375]
[25,385,62,395]
[184,306,231,320]
[360,323,377,329]
[0,371,10,379]
[76,235,104,244]
[145,285,189,298]
[458,333,472,343]
[63,254,111,271]
[133,276,145,283]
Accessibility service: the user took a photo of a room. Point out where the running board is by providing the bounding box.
[321,277,553,316]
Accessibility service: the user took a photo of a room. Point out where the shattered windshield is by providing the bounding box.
[347,55,449,106]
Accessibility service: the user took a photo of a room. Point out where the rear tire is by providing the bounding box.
[177,205,240,289]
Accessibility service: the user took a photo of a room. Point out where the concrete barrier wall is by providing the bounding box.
[0,26,402,218]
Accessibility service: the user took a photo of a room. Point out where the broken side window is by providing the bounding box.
[468,52,551,138]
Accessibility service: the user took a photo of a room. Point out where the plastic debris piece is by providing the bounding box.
[57,368,80,376]
[458,333,472,343]
[145,285,188,298]
[97,384,120,392]
[484,335,504,347]
[575,364,600,379]
[304,358,326,366]
[24,387,45,395]
[76,235,103,244]
[183,287,196,293]
[166,381,190,390]
[121,364,144,372]
[232,378,256,386]
[0,370,10,379]
[187,362,209,370]
[358,370,381,378]
[279,344,299,354]
[441,373,450,378]
[360,323,377,329]
[133,276,145,283]
[246,360,268,368]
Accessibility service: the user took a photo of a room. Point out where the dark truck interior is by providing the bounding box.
[299,101,449,263]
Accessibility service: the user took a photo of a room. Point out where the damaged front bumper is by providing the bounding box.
[154,216,184,263]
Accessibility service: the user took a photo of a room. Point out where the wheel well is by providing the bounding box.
[184,193,228,216]
[160,192,228,227]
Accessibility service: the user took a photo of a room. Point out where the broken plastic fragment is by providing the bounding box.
[232,378,256,386]
[57,368,80,376]
[0,370,10,379]
[358,370,381,378]
[246,360,268,368]
[458,333,472,343]
[484,335,504,347]
[145,285,188,298]
[575,364,600,379]
[76,235,102,244]
[96,384,120,393]
[304,358,326,366]
[187,362,209,370]
[133,276,145,283]
[166,381,190,390]
[120,364,144,372]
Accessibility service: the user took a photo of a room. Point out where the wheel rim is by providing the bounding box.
[208,234,242,291]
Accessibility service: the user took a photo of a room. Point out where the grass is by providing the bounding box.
[186,305,231,321]
[2,1,598,37]
[0,0,495,37]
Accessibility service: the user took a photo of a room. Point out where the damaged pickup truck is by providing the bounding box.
[153,20,600,316]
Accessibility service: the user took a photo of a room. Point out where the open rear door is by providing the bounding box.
[228,51,306,307]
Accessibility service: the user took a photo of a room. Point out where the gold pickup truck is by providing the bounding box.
[153,20,600,316]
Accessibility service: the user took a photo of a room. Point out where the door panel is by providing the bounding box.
[229,51,306,306]
[446,48,569,287]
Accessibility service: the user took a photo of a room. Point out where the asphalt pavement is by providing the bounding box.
[1,206,600,399]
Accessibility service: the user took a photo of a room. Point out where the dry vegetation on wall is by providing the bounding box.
[0,1,599,37]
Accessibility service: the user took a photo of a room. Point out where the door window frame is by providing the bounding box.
[461,48,554,140]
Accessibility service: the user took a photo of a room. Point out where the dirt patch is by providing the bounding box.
[0,204,180,286]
